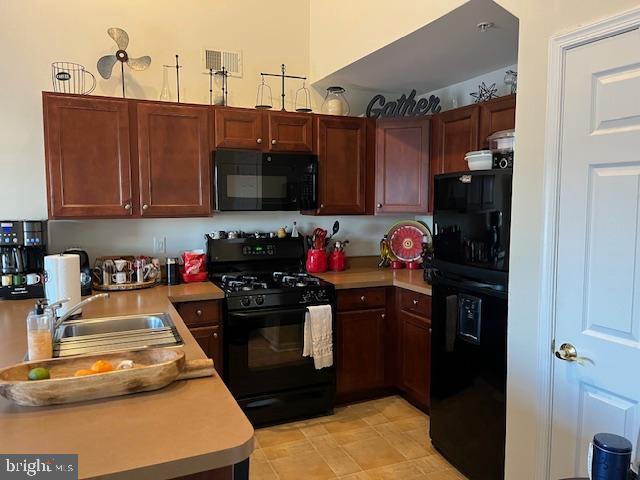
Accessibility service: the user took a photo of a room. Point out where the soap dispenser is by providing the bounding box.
[26,300,54,360]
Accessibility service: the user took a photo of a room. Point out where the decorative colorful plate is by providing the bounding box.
[387,221,432,262]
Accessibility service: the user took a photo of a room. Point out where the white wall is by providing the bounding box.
[0,0,409,258]
[310,0,640,478]
[48,214,409,261]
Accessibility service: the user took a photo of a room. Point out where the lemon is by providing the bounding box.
[27,367,50,381]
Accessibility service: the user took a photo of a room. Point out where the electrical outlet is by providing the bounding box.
[153,236,166,254]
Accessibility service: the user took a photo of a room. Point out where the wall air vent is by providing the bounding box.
[202,48,243,77]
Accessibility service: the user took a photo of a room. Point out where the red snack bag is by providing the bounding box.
[181,250,206,275]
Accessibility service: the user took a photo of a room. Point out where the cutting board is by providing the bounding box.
[0,348,214,407]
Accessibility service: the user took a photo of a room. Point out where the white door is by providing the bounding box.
[550,26,640,478]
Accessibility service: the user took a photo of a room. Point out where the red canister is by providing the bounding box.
[306,249,328,273]
[329,249,346,271]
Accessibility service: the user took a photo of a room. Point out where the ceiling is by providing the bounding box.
[313,0,519,94]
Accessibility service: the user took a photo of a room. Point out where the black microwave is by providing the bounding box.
[214,149,317,211]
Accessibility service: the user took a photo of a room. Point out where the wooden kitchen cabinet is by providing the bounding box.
[175,300,223,376]
[190,325,223,374]
[267,111,314,152]
[313,116,368,215]
[214,107,264,150]
[43,93,134,218]
[430,104,479,176]
[399,312,430,409]
[375,118,430,214]
[136,103,211,217]
[336,309,386,397]
[397,289,432,410]
[478,94,516,149]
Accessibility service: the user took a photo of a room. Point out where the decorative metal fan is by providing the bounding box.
[97,27,151,97]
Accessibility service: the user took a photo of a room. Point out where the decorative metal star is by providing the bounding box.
[470,82,498,103]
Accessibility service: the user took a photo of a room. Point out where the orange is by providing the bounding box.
[74,369,95,377]
[90,360,114,373]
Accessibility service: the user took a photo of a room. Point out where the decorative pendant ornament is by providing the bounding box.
[470,82,498,103]
[97,27,151,98]
[504,69,517,94]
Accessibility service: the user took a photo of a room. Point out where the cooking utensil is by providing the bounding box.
[327,221,340,242]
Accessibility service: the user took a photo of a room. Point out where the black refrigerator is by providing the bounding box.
[430,169,512,480]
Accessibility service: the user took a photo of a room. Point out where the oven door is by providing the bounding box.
[214,150,317,211]
[225,305,334,398]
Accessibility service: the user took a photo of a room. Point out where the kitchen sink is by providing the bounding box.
[53,313,184,357]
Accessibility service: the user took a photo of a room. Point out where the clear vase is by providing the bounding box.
[159,66,171,101]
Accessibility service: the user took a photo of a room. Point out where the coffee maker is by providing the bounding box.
[0,221,47,300]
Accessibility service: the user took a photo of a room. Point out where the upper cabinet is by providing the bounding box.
[478,94,516,149]
[43,93,212,219]
[214,108,314,153]
[214,107,264,150]
[315,116,368,215]
[267,111,314,152]
[375,118,430,214]
[44,94,133,218]
[136,103,211,217]
[430,104,479,177]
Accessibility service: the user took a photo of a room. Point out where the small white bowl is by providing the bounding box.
[465,150,493,171]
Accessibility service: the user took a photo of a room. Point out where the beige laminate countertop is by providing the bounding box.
[316,258,432,296]
[0,282,253,480]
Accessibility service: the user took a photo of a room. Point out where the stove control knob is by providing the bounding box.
[301,291,313,303]
[255,295,264,306]
[241,296,251,307]
[315,289,327,300]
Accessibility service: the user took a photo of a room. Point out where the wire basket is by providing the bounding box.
[51,62,96,94]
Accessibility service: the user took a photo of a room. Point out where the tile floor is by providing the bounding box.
[250,395,467,480]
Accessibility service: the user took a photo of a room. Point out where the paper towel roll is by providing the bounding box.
[44,254,81,318]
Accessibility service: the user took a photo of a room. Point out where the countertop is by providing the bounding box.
[0,282,253,480]
[316,257,432,296]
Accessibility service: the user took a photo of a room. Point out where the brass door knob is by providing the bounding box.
[256,138,262,144]
[271,139,277,145]
[124,203,132,210]
[377,203,382,208]
[555,343,578,362]
[360,296,366,302]
[213,332,219,339]
[413,299,419,305]
[196,309,203,316]
[142,204,149,211]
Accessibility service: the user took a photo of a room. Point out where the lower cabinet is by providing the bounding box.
[336,309,386,397]
[399,311,431,409]
[335,287,431,410]
[175,300,223,376]
[190,325,222,374]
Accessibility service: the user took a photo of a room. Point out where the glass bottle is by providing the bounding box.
[27,301,53,360]
[321,86,350,116]
[159,66,171,101]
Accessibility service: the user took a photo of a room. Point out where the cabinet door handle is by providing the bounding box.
[271,139,277,145]
[381,313,385,319]
[413,299,419,305]
[360,296,366,302]
[213,332,219,339]
[142,204,149,211]
[195,309,203,316]
[123,203,132,211]
[320,204,324,209]
[256,138,262,144]
[377,203,382,208]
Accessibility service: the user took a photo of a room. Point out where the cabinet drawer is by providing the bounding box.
[337,288,386,311]
[399,289,432,318]
[176,301,221,327]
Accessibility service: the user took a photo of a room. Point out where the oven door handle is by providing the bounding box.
[230,307,310,318]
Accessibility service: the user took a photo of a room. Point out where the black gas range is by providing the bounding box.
[206,235,336,426]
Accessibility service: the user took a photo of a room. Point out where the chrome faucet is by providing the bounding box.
[52,293,110,330]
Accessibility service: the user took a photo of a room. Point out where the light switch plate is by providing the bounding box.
[153,236,166,254]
